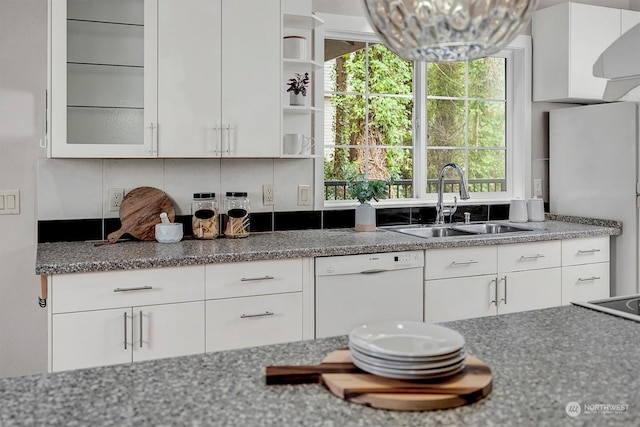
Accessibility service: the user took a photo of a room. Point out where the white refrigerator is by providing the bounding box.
[550,101,639,297]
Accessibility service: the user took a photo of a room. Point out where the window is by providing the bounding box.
[320,15,530,206]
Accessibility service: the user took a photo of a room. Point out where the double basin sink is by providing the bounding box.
[384,222,532,239]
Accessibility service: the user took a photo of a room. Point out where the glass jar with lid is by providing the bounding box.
[224,192,250,238]
[191,193,219,239]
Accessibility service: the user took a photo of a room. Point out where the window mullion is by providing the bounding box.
[414,61,427,199]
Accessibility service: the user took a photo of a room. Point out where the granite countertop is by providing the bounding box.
[1,306,637,426]
[36,217,621,275]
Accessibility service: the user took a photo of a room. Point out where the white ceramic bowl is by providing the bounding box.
[155,223,183,243]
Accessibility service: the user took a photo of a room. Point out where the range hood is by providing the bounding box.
[593,23,640,101]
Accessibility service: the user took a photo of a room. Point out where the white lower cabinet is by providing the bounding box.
[48,266,206,372]
[206,293,302,352]
[204,258,312,352]
[51,302,204,372]
[425,241,563,323]
[561,236,611,304]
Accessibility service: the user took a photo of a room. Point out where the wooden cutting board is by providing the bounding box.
[266,349,492,411]
[106,187,175,243]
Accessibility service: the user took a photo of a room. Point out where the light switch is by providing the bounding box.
[0,190,19,215]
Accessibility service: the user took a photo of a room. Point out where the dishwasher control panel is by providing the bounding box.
[315,250,424,276]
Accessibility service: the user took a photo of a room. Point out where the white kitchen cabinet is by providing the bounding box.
[205,257,313,351]
[532,2,640,103]
[49,0,158,158]
[425,241,562,323]
[561,236,610,304]
[48,265,206,372]
[50,0,282,158]
[206,293,302,352]
[52,302,204,372]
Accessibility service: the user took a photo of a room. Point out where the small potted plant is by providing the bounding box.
[286,72,310,106]
[348,174,391,232]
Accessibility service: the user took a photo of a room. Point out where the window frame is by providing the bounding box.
[315,13,531,209]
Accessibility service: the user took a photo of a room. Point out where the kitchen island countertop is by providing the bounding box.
[0,305,637,426]
[36,217,620,275]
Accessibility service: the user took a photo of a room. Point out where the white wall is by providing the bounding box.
[0,0,48,378]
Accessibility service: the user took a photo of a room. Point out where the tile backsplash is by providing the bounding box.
[37,158,510,242]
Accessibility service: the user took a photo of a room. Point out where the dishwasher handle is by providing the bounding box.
[359,269,390,274]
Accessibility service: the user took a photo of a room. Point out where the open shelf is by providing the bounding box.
[283,106,322,114]
[283,58,322,72]
[283,13,323,30]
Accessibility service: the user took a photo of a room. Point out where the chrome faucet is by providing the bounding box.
[435,163,470,224]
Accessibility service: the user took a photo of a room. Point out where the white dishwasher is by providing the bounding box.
[315,250,424,338]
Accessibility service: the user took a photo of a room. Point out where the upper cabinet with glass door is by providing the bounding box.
[49,0,157,158]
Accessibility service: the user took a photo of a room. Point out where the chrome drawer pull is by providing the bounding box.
[114,286,153,293]
[577,249,601,254]
[139,311,143,348]
[241,311,274,319]
[519,254,545,260]
[240,276,275,282]
[123,312,127,350]
[578,276,601,282]
[451,260,478,266]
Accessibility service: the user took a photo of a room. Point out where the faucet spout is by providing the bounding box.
[436,163,470,224]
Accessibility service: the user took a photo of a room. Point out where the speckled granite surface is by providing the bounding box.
[36,220,620,274]
[1,306,637,426]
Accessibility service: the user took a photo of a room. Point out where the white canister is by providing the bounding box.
[527,198,545,222]
[509,199,528,223]
[283,36,307,59]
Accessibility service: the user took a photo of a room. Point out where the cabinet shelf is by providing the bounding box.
[280,154,322,159]
[283,106,321,114]
[67,18,143,27]
[68,61,143,69]
[283,58,322,72]
[67,105,143,110]
[283,13,323,30]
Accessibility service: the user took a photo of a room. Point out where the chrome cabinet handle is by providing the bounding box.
[499,276,508,304]
[240,276,275,282]
[123,312,127,350]
[489,278,498,307]
[451,260,478,266]
[577,249,601,254]
[519,254,545,260]
[222,124,231,154]
[207,126,220,155]
[139,311,143,348]
[241,311,274,319]
[578,276,601,282]
[113,286,153,292]
[148,122,157,155]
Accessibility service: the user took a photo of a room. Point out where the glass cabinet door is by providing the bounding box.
[49,0,157,157]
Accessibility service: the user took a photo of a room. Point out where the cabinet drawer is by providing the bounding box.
[51,266,205,314]
[206,259,303,299]
[498,241,561,272]
[562,236,610,266]
[562,262,610,305]
[425,246,497,280]
[205,292,302,352]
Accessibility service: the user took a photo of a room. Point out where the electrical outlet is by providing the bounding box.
[108,188,125,212]
[297,185,310,206]
[533,179,543,197]
[263,184,275,206]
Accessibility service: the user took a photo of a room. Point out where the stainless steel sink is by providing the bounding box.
[451,223,532,234]
[396,227,474,238]
[383,222,532,238]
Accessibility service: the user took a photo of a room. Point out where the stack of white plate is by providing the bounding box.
[348,320,467,380]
